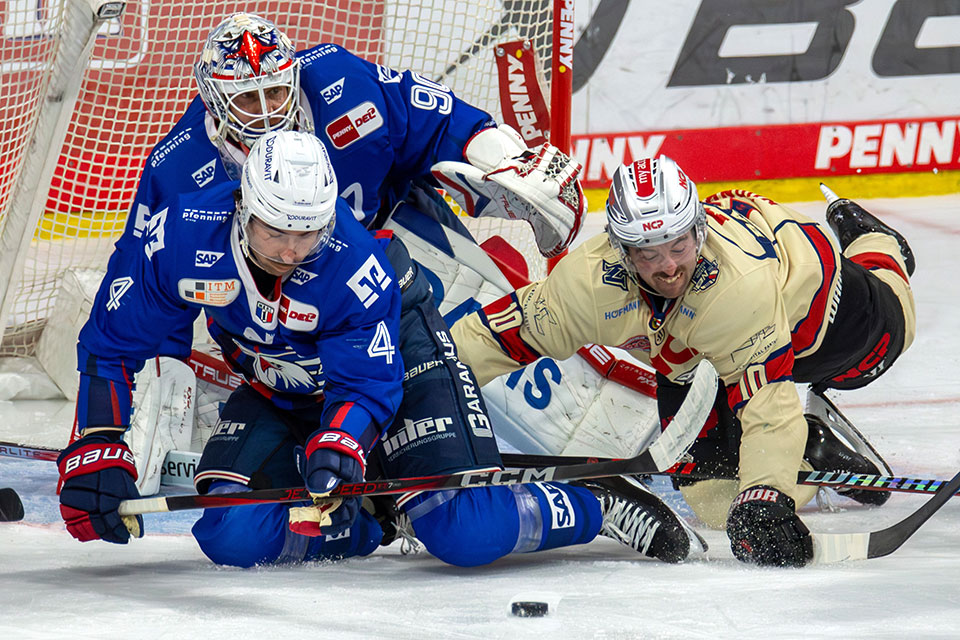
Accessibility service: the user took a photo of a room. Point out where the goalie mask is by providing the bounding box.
[237,131,338,272]
[605,155,706,286]
[195,13,301,149]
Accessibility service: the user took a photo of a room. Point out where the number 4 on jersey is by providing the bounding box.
[368,320,395,364]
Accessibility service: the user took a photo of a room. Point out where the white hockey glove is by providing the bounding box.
[431,124,586,258]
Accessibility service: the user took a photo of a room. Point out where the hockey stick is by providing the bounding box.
[7,438,954,499]
[812,469,960,563]
[117,361,716,517]
[500,452,960,498]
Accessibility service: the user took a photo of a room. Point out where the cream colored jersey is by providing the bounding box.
[454,190,851,498]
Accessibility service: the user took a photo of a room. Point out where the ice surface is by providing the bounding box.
[2,196,960,639]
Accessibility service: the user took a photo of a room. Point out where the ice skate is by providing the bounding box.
[821,183,915,276]
[576,475,706,563]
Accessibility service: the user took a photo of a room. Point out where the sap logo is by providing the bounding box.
[321,78,344,104]
[537,483,575,529]
[642,219,663,232]
[194,250,223,267]
[191,159,217,188]
[504,358,562,410]
[381,416,454,457]
[289,268,318,286]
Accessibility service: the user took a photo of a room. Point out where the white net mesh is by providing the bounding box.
[0,0,555,356]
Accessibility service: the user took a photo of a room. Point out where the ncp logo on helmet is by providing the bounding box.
[605,155,706,299]
[237,130,338,277]
[194,13,303,149]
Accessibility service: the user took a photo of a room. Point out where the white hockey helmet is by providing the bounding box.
[605,156,706,274]
[238,130,338,267]
[194,13,301,149]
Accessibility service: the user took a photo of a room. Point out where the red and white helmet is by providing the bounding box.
[194,13,301,149]
[606,156,705,248]
[238,131,338,267]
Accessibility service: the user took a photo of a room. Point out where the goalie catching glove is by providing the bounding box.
[288,429,366,537]
[431,124,586,258]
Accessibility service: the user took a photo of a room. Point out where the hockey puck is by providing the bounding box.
[0,487,24,522]
[511,601,548,617]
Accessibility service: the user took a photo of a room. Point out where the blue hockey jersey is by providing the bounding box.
[118,44,492,358]
[77,181,403,453]
[132,43,494,229]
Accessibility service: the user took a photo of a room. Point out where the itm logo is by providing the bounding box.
[191,159,217,188]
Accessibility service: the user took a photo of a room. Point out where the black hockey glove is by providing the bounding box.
[726,485,813,567]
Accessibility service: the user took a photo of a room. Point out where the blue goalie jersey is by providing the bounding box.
[133,43,493,229]
[121,44,492,358]
[77,181,403,451]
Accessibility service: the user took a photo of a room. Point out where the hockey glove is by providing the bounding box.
[431,124,586,258]
[289,430,366,537]
[57,431,144,544]
[726,485,813,567]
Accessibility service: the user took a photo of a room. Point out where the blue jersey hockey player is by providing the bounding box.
[57,131,695,567]
[124,12,586,357]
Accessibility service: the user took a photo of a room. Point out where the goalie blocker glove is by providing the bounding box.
[727,485,813,567]
[289,429,366,537]
[431,124,586,258]
[57,431,144,544]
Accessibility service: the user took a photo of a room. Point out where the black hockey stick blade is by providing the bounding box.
[0,488,25,522]
[813,469,960,563]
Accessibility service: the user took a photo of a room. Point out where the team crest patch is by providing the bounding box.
[601,259,628,291]
[691,257,719,292]
[178,279,240,306]
[618,335,651,351]
[255,300,275,324]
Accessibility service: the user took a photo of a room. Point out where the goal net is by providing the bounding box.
[0,0,568,361]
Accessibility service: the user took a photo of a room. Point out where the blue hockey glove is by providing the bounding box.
[57,432,143,544]
[289,430,366,537]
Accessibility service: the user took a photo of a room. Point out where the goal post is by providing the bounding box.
[0,0,574,363]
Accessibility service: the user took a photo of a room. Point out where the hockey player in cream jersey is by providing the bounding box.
[453,155,917,567]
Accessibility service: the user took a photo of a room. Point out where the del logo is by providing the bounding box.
[321,78,344,104]
[325,101,383,149]
[279,295,320,331]
[194,250,223,267]
[191,159,217,188]
[177,279,240,306]
[256,300,275,324]
[691,256,719,292]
